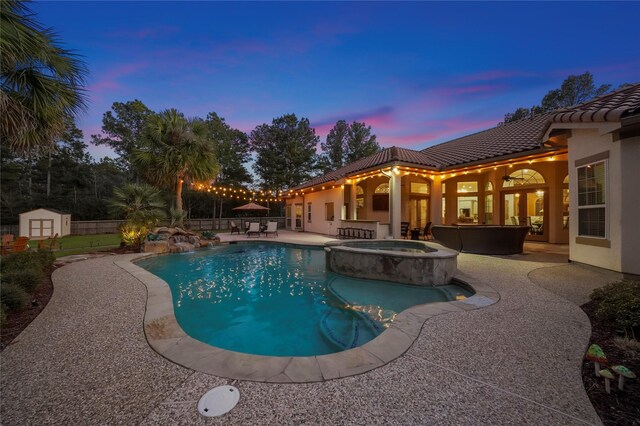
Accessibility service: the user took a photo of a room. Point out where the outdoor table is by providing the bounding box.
[410,229,421,240]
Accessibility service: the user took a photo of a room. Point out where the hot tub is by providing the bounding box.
[324,240,458,286]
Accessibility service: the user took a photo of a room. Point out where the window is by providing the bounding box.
[502,169,545,187]
[577,161,606,237]
[307,203,312,222]
[484,194,493,224]
[485,181,493,191]
[442,196,446,224]
[325,202,335,221]
[410,182,429,194]
[373,182,389,211]
[356,185,364,208]
[457,196,478,223]
[442,182,446,194]
[457,182,478,193]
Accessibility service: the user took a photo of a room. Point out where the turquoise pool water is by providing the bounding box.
[137,243,472,356]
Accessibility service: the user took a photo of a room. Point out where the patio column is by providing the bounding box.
[349,183,357,220]
[431,177,443,225]
[390,171,402,238]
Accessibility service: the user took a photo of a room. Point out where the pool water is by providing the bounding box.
[137,243,471,356]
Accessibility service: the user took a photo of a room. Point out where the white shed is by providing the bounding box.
[19,208,71,239]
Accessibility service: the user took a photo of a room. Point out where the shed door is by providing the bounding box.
[30,219,54,238]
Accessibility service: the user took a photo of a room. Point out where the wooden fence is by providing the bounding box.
[1,217,286,236]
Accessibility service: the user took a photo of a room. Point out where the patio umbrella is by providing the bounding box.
[232,202,270,211]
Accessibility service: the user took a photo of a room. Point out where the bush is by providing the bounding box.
[591,280,640,339]
[1,251,48,274]
[0,283,29,310]
[1,269,43,293]
[36,249,55,269]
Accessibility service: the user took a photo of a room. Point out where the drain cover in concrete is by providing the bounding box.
[197,385,239,417]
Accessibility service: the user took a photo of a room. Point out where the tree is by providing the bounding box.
[319,120,380,172]
[250,114,319,191]
[133,109,218,219]
[319,120,349,172]
[108,183,166,248]
[345,121,380,163]
[91,100,154,173]
[205,112,251,187]
[540,72,611,111]
[501,72,611,124]
[0,0,87,153]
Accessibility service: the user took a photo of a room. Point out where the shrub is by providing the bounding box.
[0,283,29,310]
[1,269,43,293]
[591,280,640,339]
[1,251,48,274]
[36,249,55,268]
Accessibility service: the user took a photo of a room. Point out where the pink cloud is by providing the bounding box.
[312,106,396,137]
[88,62,149,97]
[380,117,500,148]
[459,70,536,83]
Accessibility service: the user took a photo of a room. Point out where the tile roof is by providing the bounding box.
[419,113,552,168]
[550,82,640,124]
[292,147,438,190]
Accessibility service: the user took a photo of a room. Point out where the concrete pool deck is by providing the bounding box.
[0,234,623,424]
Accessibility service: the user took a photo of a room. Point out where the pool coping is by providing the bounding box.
[115,243,500,383]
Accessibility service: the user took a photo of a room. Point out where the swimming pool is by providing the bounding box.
[137,242,472,357]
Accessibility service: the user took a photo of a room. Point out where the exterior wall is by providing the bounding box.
[567,128,625,272]
[620,135,640,274]
[285,188,344,236]
[18,209,62,238]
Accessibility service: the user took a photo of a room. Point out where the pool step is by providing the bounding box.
[319,308,360,351]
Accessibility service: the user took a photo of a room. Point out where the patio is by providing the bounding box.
[0,236,618,425]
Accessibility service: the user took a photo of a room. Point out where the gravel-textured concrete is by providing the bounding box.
[0,244,609,425]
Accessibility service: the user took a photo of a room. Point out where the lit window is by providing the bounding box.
[577,161,606,238]
[356,185,364,208]
[485,194,493,224]
[485,181,493,192]
[374,183,390,193]
[410,182,429,194]
[457,181,478,193]
[502,169,546,187]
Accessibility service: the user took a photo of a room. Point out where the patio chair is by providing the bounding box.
[421,222,433,240]
[263,221,278,238]
[230,221,241,235]
[2,236,29,254]
[400,222,410,239]
[246,222,261,238]
[38,233,60,251]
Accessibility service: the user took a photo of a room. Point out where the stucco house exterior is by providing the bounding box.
[285,83,640,274]
[19,208,71,239]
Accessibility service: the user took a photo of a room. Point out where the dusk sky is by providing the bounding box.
[35,1,640,160]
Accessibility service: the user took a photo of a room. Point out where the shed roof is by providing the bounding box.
[19,208,70,216]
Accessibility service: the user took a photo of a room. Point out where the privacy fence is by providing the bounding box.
[0,217,286,236]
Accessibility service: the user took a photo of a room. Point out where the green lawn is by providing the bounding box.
[30,234,122,258]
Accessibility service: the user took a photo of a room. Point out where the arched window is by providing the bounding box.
[502,169,546,187]
[563,175,569,184]
[485,181,494,192]
[356,185,364,196]
[374,183,390,193]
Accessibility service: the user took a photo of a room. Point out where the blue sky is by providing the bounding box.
[35,1,640,159]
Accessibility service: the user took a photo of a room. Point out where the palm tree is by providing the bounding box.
[108,183,166,249]
[0,0,88,153]
[133,109,218,220]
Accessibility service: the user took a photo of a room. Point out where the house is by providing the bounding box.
[19,208,71,239]
[285,83,640,274]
